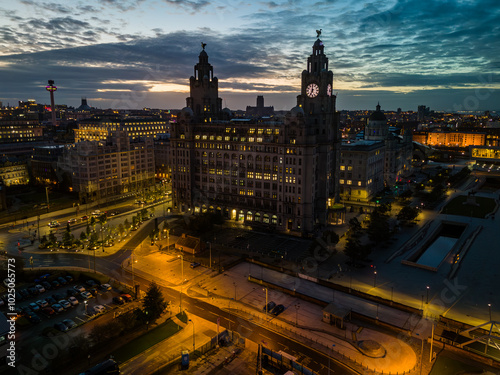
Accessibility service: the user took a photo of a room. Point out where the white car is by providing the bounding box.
[73,285,86,293]
[100,283,112,291]
[93,304,106,314]
[58,300,71,309]
[35,284,45,293]
[68,296,79,306]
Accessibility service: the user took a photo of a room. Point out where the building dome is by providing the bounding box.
[289,106,304,117]
[369,103,386,121]
[180,107,194,118]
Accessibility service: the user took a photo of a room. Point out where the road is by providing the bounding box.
[4,200,357,375]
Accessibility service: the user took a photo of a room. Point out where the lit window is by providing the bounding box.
[340,165,345,171]
[339,179,344,184]
[347,180,352,185]
[358,181,361,186]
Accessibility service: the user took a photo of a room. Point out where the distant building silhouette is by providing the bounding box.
[246,96,274,117]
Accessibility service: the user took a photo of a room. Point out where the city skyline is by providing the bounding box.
[0,0,499,111]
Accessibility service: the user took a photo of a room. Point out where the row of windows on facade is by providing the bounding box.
[196,177,300,189]
[76,169,153,179]
[189,143,308,155]
[339,179,373,186]
[190,186,302,205]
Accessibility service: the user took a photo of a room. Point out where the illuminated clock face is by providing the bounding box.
[327,84,332,97]
[306,83,319,98]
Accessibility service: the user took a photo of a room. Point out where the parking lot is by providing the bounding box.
[0,272,135,340]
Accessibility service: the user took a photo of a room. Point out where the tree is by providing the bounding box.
[124,218,130,230]
[142,281,167,321]
[344,236,369,264]
[367,211,391,243]
[348,217,362,236]
[118,223,125,237]
[80,231,87,241]
[48,232,57,245]
[397,205,420,222]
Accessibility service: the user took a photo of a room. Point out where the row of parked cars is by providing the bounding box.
[263,301,285,316]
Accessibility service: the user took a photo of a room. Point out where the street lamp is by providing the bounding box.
[178,254,184,312]
[208,241,212,270]
[233,282,237,300]
[84,300,88,314]
[426,286,430,304]
[188,319,195,352]
[373,271,377,287]
[263,288,268,318]
[488,303,492,322]
[295,303,300,326]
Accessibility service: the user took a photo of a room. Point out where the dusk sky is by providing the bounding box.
[0,0,499,112]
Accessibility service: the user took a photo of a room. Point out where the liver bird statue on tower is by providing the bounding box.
[201,42,207,50]
[316,29,322,38]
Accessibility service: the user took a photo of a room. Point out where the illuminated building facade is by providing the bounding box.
[75,116,169,142]
[58,131,155,201]
[339,104,413,202]
[412,131,485,148]
[170,39,340,233]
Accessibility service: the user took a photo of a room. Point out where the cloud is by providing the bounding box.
[0,0,499,111]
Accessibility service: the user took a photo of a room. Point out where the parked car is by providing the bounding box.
[190,262,201,269]
[27,313,41,324]
[85,279,97,287]
[42,306,55,315]
[35,273,51,283]
[100,283,112,291]
[52,293,64,301]
[67,289,79,297]
[41,281,52,291]
[62,319,77,329]
[29,302,41,312]
[73,285,86,293]
[263,301,276,313]
[58,300,71,309]
[80,215,88,221]
[112,296,124,305]
[51,280,60,289]
[54,322,68,332]
[80,291,92,300]
[93,305,106,314]
[57,277,68,285]
[67,218,78,225]
[271,304,285,316]
[65,275,74,283]
[51,304,64,313]
[45,296,57,305]
[36,300,48,308]
[19,289,30,298]
[68,296,79,306]
[27,287,39,296]
[89,288,98,297]
[35,284,45,293]
[120,294,132,302]
[20,307,34,316]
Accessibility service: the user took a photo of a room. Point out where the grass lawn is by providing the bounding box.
[112,318,182,363]
[441,195,496,218]
[430,353,484,375]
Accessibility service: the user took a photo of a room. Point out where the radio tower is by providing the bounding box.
[45,80,57,125]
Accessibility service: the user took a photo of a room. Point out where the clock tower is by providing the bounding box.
[294,36,341,226]
[297,38,335,131]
